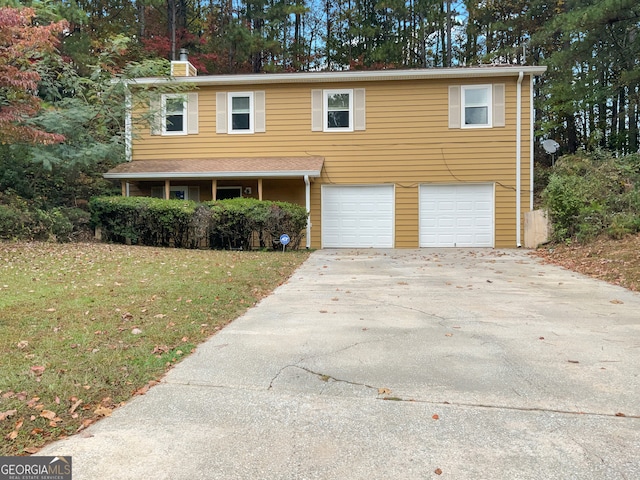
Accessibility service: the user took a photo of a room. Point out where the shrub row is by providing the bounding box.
[542,152,640,242]
[89,196,308,250]
[0,192,90,241]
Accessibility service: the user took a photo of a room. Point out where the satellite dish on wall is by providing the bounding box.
[542,139,560,154]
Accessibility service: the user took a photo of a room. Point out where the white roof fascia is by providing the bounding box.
[123,66,547,87]
[104,170,322,179]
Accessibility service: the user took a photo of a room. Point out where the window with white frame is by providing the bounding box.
[150,186,200,201]
[462,85,492,127]
[324,89,353,131]
[228,92,254,133]
[162,94,187,134]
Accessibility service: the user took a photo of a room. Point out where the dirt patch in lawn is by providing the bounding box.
[533,234,640,292]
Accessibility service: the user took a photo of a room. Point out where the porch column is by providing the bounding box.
[304,175,311,249]
[258,178,263,200]
[212,179,217,200]
[164,180,170,200]
[120,180,126,196]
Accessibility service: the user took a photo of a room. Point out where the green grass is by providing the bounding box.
[0,242,310,455]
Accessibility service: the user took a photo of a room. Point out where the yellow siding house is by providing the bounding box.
[105,57,546,249]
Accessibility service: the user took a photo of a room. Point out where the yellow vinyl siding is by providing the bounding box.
[262,179,305,205]
[131,75,535,249]
[395,187,419,248]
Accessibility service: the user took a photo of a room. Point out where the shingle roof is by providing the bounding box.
[104,157,324,179]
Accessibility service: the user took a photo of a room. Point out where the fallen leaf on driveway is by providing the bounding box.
[610,299,624,304]
[76,419,95,432]
[134,380,159,396]
[435,468,443,475]
[378,387,391,395]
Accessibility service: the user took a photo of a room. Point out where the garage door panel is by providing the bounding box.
[420,184,494,248]
[439,219,455,228]
[322,185,394,248]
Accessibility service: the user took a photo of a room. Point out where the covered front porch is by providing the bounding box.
[104,157,323,248]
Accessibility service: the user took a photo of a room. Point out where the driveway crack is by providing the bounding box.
[358,295,448,323]
[375,397,640,419]
[268,364,379,393]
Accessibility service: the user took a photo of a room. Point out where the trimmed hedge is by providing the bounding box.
[89,196,308,250]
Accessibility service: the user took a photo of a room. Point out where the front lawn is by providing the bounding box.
[0,242,309,455]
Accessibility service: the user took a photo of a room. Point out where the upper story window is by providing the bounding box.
[151,93,198,136]
[228,92,254,134]
[449,84,504,129]
[215,91,265,134]
[462,85,491,127]
[162,94,187,135]
[324,89,353,132]
[311,88,365,132]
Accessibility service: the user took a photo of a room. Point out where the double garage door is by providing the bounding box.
[322,184,494,248]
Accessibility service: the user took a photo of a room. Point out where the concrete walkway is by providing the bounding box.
[40,249,640,479]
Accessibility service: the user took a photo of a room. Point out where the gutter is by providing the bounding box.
[304,175,311,249]
[122,66,547,87]
[125,88,132,162]
[516,71,524,248]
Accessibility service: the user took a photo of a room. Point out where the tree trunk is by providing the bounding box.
[168,0,177,60]
[619,88,627,154]
[137,0,146,39]
[566,112,578,153]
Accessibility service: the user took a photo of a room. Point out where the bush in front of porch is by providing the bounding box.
[89,196,308,250]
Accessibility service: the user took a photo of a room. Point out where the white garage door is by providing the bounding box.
[322,185,394,248]
[420,184,494,247]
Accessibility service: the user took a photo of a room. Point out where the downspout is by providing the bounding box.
[125,87,132,163]
[516,71,524,247]
[529,75,535,211]
[304,175,311,249]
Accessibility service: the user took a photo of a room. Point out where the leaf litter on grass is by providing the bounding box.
[533,234,640,292]
[0,242,309,455]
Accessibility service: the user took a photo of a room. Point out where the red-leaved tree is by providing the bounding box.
[0,7,67,145]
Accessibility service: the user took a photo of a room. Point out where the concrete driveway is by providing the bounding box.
[40,249,640,479]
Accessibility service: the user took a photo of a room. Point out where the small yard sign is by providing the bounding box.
[279,234,290,252]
